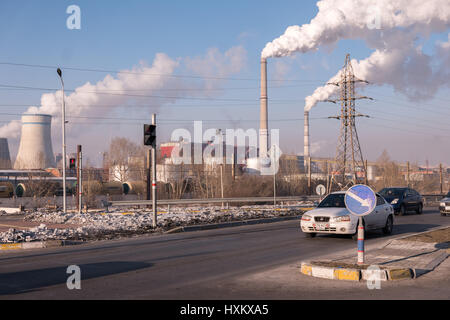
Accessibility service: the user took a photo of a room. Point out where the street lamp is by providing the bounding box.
[57,68,67,214]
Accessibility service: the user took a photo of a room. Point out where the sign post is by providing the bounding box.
[144,115,157,228]
[316,184,326,198]
[344,185,376,265]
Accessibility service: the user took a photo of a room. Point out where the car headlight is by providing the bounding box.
[301,214,312,222]
[332,215,351,222]
[391,198,399,204]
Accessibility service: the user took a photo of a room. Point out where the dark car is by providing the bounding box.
[379,187,423,215]
[439,191,450,216]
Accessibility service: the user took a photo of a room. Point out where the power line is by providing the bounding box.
[0,84,319,92]
[357,105,450,130]
[0,83,307,103]
[0,112,329,123]
[361,120,450,138]
[364,89,450,112]
[0,61,328,83]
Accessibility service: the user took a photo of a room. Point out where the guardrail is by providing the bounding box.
[102,194,446,211]
[102,195,320,211]
[422,194,447,206]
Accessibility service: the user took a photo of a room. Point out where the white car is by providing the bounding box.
[300,191,394,239]
[439,191,450,216]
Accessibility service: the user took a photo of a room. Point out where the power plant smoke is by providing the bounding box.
[0,46,247,140]
[262,0,450,112]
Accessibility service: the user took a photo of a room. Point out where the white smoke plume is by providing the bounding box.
[0,46,247,138]
[261,0,450,111]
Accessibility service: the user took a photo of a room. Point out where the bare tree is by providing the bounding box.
[373,150,405,191]
[105,137,145,182]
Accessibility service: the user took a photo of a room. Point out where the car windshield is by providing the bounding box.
[446,192,450,198]
[318,193,346,208]
[379,188,405,198]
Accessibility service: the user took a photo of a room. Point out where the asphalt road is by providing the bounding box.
[0,208,448,299]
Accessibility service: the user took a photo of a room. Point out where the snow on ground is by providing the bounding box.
[0,204,309,243]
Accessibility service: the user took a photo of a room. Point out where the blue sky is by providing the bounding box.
[0,0,449,167]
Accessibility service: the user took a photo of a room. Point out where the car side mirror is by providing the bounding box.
[313,201,319,207]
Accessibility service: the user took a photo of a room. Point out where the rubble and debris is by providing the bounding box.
[1,204,307,243]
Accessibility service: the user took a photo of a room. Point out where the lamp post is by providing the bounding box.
[57,68,67,214]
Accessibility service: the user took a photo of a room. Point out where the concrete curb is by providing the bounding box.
[0,240,83,252]
[165,215,302,234]
[380,225,450,249]
[300,262,414,281]
[300,226,450,282]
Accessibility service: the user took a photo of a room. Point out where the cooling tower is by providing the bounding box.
[259,58,269,158]
[14,114,56,169]
[0,138,12,169]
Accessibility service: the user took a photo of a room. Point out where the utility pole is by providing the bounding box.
[220,164,224,208]
[57,68,67,214]
[146,149,151,201]
[308,157,312,195]
[231,150,236,181]
[440,163,443,194]
[217,129,224,208]
[273,145,276,206]
[407,161,410,187]
[144,117,157,227]
[151,114,157,228]
[365,160,369,185]
[77,145,82,214]
[325,54,372,190]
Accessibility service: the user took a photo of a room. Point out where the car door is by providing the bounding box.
[373,194,389,228]
[364,195,382,229]
[412,190,421,209]
[403,189,413,209]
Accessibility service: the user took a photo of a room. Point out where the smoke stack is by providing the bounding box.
[259,58,268,158]
[304,111,310,167]
[0,138,11,169]
[14,114,56,169]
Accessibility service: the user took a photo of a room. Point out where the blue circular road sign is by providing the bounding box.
[344,184,376,216]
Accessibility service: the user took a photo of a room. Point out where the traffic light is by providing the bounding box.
[69,158,76,169]
[144,124,156,147]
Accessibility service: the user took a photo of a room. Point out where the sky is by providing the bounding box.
[0,0,449,167]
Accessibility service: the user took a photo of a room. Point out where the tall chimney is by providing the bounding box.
[259,58,268,158]
[304,111,310,168]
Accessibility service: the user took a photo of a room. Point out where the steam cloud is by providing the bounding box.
[261,0,450,111]
[0,46,247,139]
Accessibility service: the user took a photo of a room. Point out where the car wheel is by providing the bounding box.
[382,215,393,235]
[305,232,316,238]
[399,205,406,216]
[416,203,423,214]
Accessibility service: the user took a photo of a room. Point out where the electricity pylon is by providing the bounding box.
[326,54,372,191]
